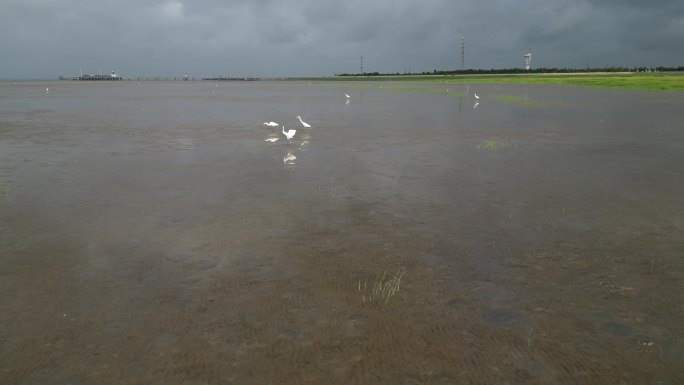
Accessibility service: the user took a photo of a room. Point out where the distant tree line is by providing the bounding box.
[336,66,684,77]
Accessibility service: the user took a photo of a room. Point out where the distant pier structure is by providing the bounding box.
[59,71,121,80]
[59,71,288,81]
[523,49,532,70]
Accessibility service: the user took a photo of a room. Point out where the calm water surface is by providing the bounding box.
[1,80,683,384]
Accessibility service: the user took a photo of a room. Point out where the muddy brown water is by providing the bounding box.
[1,80,683,384]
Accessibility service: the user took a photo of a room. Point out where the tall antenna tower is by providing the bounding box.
[523,49,532,70]
[460,36,465,70]
[360,56,364,74]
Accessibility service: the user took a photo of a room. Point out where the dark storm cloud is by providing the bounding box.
[1,0,682,79]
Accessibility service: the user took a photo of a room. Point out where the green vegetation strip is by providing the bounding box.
[297,73,684,91]
[337,83,464,96]
[487,94,563,107]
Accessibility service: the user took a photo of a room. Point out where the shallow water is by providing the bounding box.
[1,80,684,384]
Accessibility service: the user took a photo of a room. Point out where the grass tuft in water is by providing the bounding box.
[477,140,509,151]
[490,94,533,104]
[0,185,8,203]
[359,270,404,305]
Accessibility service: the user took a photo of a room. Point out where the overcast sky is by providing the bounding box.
[2,0,683,79]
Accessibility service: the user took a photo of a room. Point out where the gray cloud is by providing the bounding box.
[1,0,682,79]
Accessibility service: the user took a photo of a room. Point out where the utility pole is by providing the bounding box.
[461,36,465,70]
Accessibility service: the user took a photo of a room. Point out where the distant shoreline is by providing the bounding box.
[297,72,684,91]
[4,71,683,91]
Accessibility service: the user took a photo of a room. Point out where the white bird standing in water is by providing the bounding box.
[296,116,311,128]
[263,121,279,127]
[264,137,279,142]
[45,87,49,93]
[474,93,480,99]
[345,93,350,99]
[282,126,297,143]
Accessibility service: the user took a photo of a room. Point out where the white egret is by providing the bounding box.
[474,93,480,99]
[474,101,479,109]
[345,93,350,98]
[282,126,297,143]
[263,121,279,127]
[264,138,279,142]
[296,116,311,128]
[45,87,49,93]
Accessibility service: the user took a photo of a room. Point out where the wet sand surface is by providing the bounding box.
[1,80,683,384]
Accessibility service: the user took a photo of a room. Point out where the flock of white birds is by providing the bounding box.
[262,115,310,145]
[260,92,354,164]
[261,88,480,163]
[261,96,326,145]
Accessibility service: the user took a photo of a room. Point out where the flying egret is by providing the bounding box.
[296,116,311,128]
[264,137,279,142]
[263,121,279,127]
[282,126,297,143]
[474,93,480,99]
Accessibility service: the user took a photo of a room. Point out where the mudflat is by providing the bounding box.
[1,80,683,384]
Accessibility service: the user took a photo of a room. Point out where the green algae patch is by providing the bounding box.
[477,140,510,151]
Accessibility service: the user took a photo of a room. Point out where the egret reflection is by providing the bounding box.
[283,152,297,165]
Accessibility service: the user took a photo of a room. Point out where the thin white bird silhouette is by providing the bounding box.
[297,116,311,128]
[264,137,279,142]
[474,93,480,99]
[263,121,279,127]
[345,93,350,98]
[282,126,297,143]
